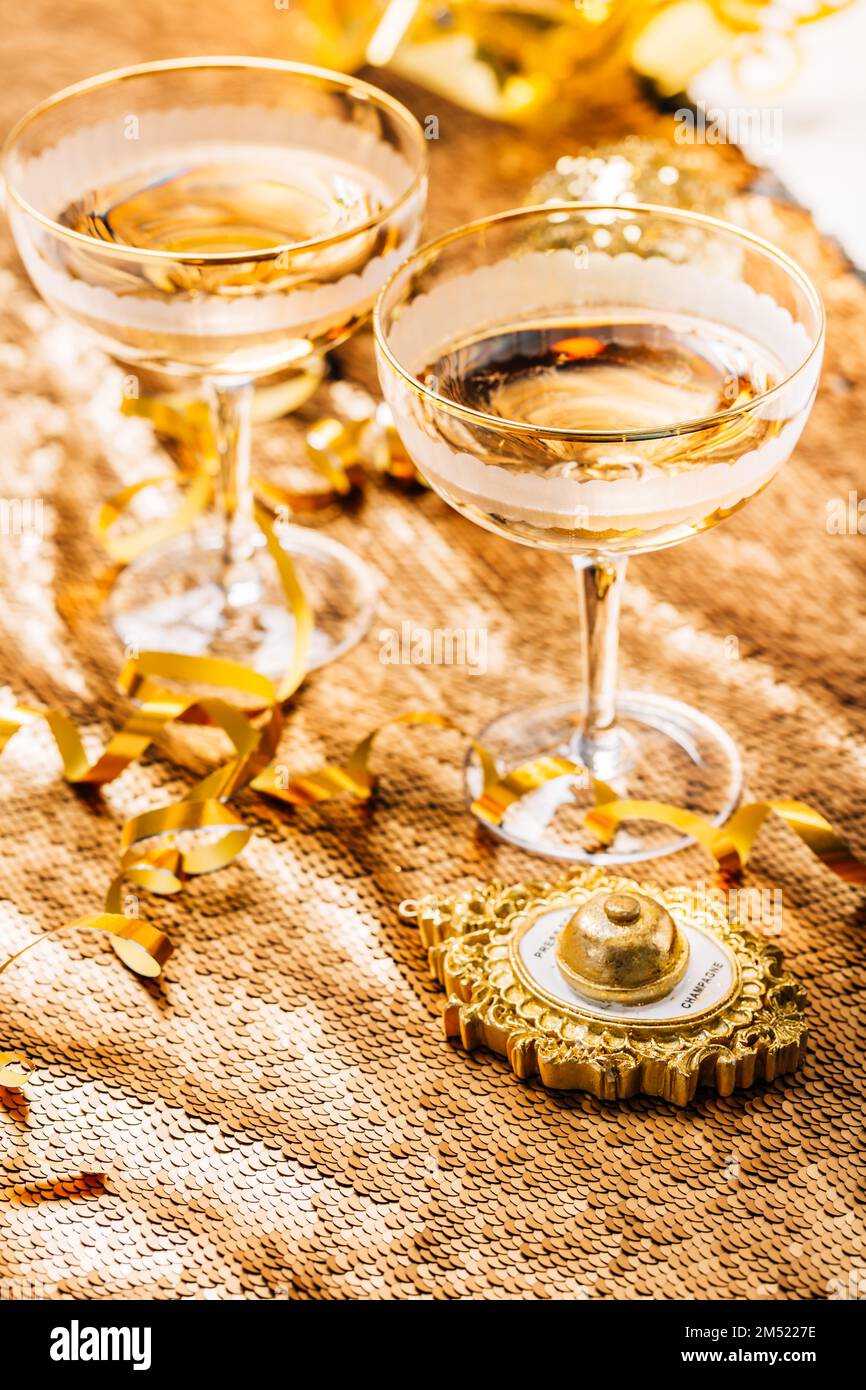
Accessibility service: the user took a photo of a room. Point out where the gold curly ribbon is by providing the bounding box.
[102,387,418,562]
[584,797,866,884]
[0,913,172,1087]
[248,712,616,813]
[0,500,308,1082]
[1,657,276,784]
[97,470,214,566]
[0,915,172,982]
[0,1053,35,1088]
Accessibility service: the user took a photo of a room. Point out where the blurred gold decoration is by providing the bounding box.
[528,136,737,219]
[521,142,745,273]
[290,1,854,121]
[0,1050,34,1088]
[307,380,424,486]
[400,868,808,1105]
[635,1,855,97]
[293,0,633,119]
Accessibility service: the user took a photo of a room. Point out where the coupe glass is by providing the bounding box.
[2,57,427,675]
[374,203,824,863]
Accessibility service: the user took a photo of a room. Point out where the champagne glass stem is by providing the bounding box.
[206,378,258,597]
[572,556,630,780]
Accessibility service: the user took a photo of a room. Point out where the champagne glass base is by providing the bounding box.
[107,524,378,679]
[465,694,742,864]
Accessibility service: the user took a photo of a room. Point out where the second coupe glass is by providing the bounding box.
[375,204,824,862]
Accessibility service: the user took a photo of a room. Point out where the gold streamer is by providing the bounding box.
[251,712,492,805]
[584,797,866,884]
[118,649,278,715]
[110,388,421,558]
[97,472,214,565]
[0,912,173,1088]
[249,711,617,821]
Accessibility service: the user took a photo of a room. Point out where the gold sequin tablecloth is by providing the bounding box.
[1,4,865,1301]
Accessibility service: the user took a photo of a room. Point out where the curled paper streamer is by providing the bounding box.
[0,913,172,1088]
[109,384,419,554]
[0,505,303,1014]
[2,681,863,1088]
[584,797,866,884]
[0,914,172,982]
[97,471,214,566]
[249,711,616,812]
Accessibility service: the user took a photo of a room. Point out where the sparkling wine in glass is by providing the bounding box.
[374,204,824,863]
[2,57,427,675]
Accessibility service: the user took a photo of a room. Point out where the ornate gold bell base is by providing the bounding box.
[399,868,807,1108]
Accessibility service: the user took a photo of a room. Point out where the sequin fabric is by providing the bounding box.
[0,17,864,1298]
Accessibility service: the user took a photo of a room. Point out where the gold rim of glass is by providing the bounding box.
[373,201,826,445]
[0,54,428,265]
